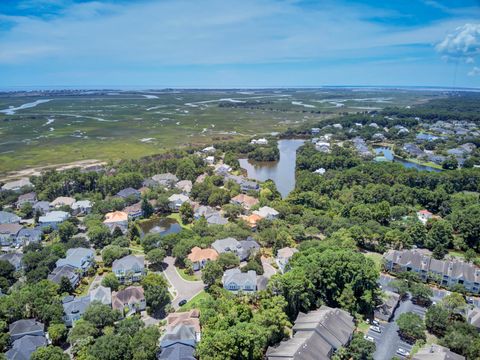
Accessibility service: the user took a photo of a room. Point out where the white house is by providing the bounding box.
[168,194,190,211]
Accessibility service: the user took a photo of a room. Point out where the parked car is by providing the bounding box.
[178,299,187,306]
[396,348,410,357]
[364,335,375,342]
[370,325,381,333]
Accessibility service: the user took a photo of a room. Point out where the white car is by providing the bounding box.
[396,348,410,357]
[372,319,380,326]
[369,325,381,333]
[364,335,375,342]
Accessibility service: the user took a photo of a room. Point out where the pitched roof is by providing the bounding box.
[253,206,279,219]
[104,211,128,223]
[56,247,94,269]
[48,264,78,285]
[0,211,21,224]
[0,253,23,267]
[231,194,259,208]
[277,247,298,260]
[112,286,145,310]
[89,285,112,305]
[1,178,32,191]
[122,202,142,215]
[222,268,257,288]
[39,211,69,223]
[175,180,192,193]
[63,296,91,316]
[166,310,201,333]
[168,194,189,203]
[116,187,141,198]
[152,173,178,184]
[72,200,92,210]
[0,223,23,235]
[50,196,75,207]
[211,237,241,254]
[187,246,219,263]
[17,192,36,203]
[157,343,195,360]
[9,319,44,337]
[6,335,47,360]
[112,255,144,272]
[160,324,196,348]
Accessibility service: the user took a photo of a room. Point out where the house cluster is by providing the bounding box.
[384,249,480,294]
[48,247,95,289]
[266,306,355,360]
[352,137,373,158]
[311,134,332,153]
[158,309,201,360]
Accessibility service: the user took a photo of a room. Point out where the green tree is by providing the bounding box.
[88,334,131,360]
[406,223,427,247]
[58,276,74,294]
[441,292,467,314]
[83,301,121,329]
[58,221,77,242]
[426,220,453,255]
[201,260,223,287]
[425,305,450,336]
[396,312,426,343]
[179,202,194,224]
[88,225,111,248]
[101,245,130,266]
[410,282,433,306]
[130,326,160,360]
[101,273,120,291]
[454,204,480,250]
[217,252,240,270]
[333,332,375,360]
[442,156,458,170]
[146,248,165,267]
[141,273,170,317]
[115,316,144,337]
[67,319,97,346]
[31,346,69,360]
[141,197,154,219]
[48,323,67,345]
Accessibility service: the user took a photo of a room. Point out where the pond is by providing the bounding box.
[374,147,441,172]
[137,217,182,237]
[239,139,305,198]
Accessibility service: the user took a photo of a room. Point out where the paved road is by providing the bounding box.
[162,256,205,309]
[372,298,427,360]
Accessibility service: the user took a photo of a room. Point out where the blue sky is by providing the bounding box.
[0,0,479,88]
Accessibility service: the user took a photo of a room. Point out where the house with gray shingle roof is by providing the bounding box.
[9,319,45,341]
[0,211,21,225]
[16,227,43,245]
[1,178,32,193]
[160,324,197,349]
[71,200,93,215]
[222,268,257,292]
[412,344,465,360]
[116,187,141,200]
[0,223,23,246]
[16,192,37,209]
[212,238,242,258]
[152,173,178,188]
[112,255,145,283]
[38,211,70,229]
[32,201,50,215]
[112,286,146,317]
[253,206,279,221]
[56,247,95,273]
[157,343,195,360]
[5,334,47,360]
[266,306,355,360]
[89,285,112,306]
[48,264,80,288]
[0,253,23,271]
[168,194,190,212]
[62,295,91,327]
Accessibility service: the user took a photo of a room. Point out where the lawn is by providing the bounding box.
[357,321,370,333]
[177,267,200,282]
[178,290,212,312]
[167,213,192,229]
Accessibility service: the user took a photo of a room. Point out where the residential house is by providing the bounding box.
[50,196,75,209]
[222,268,257,292]
[112,255,145,283]
[230,194,259,211]
[56,247,95,273]
[253,206,279,221]
[315,141,331,153]
[276,247,298,273]
[384,249,480,294]
[352,137,373,158]
[242,213,262,230]
[168,194,190,212]
[16,227,42,245]
[48,264,80,288]
[417,210,433,224]
[212,237,243,259]
[314,168,326,175]
[112,286,146,317]
[142,178,158,188]
[215,164,232,175]
[116,187,141,200]
[412,344,465,360]
[32,201,50,215]
[193,205,216,220]
[1,178,32,192]
[202,146,216,154]
[0,224,23,246]
[175,180,192,194]
[205,213,228,225]
[0,253,23,271]
[9,319,45,341]
[157,343,195,360]
[240,179,260,192]
[89,285,112,306]
[71,200,93,215]
[374,290,400,322]
[251,138,268,145]
[103,211,128,234]
[311,127,320,135]
[123,202,143,219]
[16,192,37,209]
[62,295,91,327]
[152,173,178,188]
[5,334,47,360]
[160,324,197,348]
[403,143,426,158]
[0,211,21,224]
[205,156,215,165]
[38,211,70,229]
[266,306,355,360]
[239,239,260,260]
[166,310,201,336]
[187,247,219,271]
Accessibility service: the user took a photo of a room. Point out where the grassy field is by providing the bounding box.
[0,88,437,175]
[178,290,212,312]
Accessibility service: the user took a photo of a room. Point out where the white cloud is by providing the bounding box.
[468,66,480,76]
[436,23,480,59]
[0,0,477,68]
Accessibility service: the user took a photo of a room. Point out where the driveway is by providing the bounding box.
[162,256,205,309]
[372,298,427,360]
[88,273,104,292]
